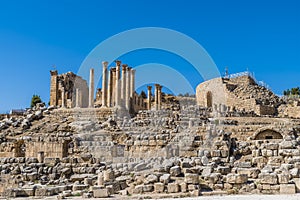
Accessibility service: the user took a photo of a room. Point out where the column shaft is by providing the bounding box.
[107,69,112,107]
[154,84,159,110]
[130,69,136,98]
[115,61,121,107]
[102,61,108,107]
[61,87,65,108]
[125,67,131,110]
[147,86,152,110]
[121,64,127,106]
[89,68,95,108]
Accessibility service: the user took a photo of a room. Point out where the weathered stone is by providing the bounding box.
[160,173,171,184]
[145,174,158,184]
[227,174,248,184]
[280,184,296,194]
[93,188,110,198]
[143,184,154,192]
[170,166,181,177]
[184,173,199,184]
[278,174,290,184]
[154,182,165,193]
[167,183,179,193]
[259,173,278,185]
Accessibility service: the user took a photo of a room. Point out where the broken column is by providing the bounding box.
[89,68,95,108]
[147,86,152,110]
[125,67,131,110]
[121,64,127,107]
[101,61,108,107]
[115,61,121,107]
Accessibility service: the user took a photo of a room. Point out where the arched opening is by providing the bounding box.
[254,129,283,140]
[206,91,212,108]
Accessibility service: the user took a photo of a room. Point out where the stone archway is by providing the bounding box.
[206,91,213,108]
[254,129,283,140]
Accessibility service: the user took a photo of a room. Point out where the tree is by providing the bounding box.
[31,95,42,108]
[291,87,300,95]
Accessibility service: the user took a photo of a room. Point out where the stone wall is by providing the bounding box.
[196,75,279,116]
[25,137,71,159]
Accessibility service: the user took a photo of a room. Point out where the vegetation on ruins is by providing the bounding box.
[283,87,300,96]
[30,94,42,108]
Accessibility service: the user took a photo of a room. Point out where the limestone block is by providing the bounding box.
[201,167,212,177]
[133,185,143,194]
[170,166,181,177]
[278,174,290,184]
[212,150,221,157]
[259,173,278,185]
[280,184,296,194]
[93,188,110,198]
[220,150,229,158]
[160,174,171,184]
[226,174,248,184]
[236,168,260,179]
[293,178,300,192]
[167,183,179,193]
[145,174,158,184]
[279,140,295,149]
[154,182,164,193]
[190,189,201,197]
[179,182,187,193]
[134,163,148,172]
[143,184,154,192]
[216,166,231,175]
[184,173,199,184]
[265,143,279,150]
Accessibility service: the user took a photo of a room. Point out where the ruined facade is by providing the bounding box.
[196,72,280,116]
[50,70,89,108]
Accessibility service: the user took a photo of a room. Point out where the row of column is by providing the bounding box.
[101,61,136,110]
[147,84,163,111]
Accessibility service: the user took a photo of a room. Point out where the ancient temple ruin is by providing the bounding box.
[49,70,89,108]
[49,61,164,114]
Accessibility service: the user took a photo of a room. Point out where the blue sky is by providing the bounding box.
[0,0,299,113]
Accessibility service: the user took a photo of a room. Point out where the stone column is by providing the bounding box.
[111,68,116,106]
[89,68,95,108]
[50,70,58,106]
[75,88,80,108]
[115,61,121,107]
[121,64,127,106]
[61,87,65,108]
[158,85,163,110]
[101,61,108,107]
[154,84,159,110]
[125,67,131,110]
[147,86,152,110]
[107,68,112,107]
[130,69,135,98]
